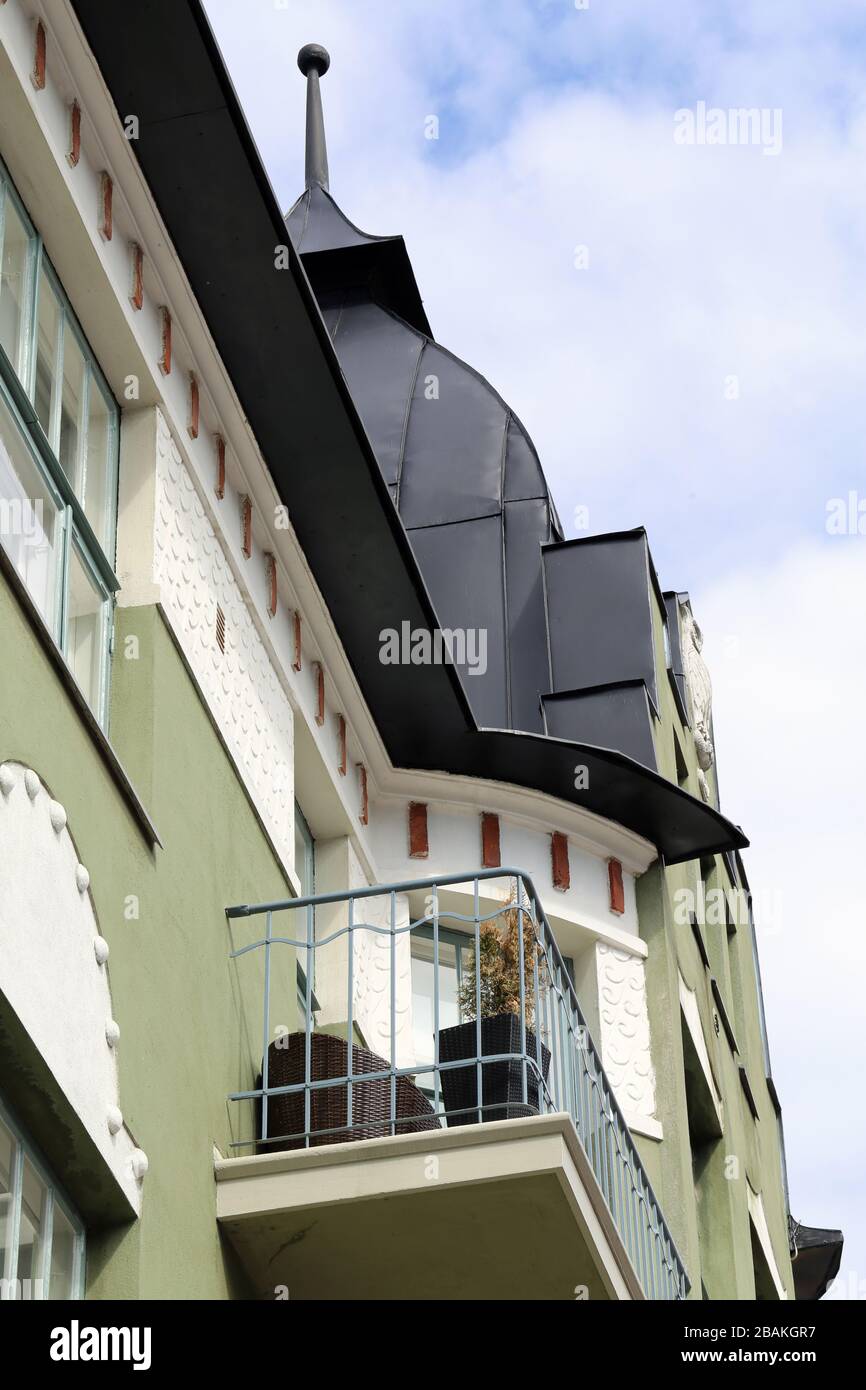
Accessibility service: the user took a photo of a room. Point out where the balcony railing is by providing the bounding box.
[226,867,689,1300]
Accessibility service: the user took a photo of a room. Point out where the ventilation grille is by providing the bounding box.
[216,604,226,654]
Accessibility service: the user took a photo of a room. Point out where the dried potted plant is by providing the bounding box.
[438,887,551,1126]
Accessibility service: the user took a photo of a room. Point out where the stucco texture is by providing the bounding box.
[0,586,294,1299]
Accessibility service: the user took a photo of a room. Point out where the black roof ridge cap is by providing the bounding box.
[542,678,650,699]
[542,527,647,550]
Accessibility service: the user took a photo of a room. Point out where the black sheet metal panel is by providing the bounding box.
[407,516,508,730]
[664,590,690,725]
[504,499,554,734]
[471,730,745,863]
[286,182,380,254]
[790,1222,844,1301]
[543,683,658,771]
[287,185,432,335]
[287,184,368,254]
[544,530,660,714]
[399,342,507,526]
[326,293,424,489]
[69,0,749,863]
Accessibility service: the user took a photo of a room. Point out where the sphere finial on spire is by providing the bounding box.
[298,43,330,78]
[297,44,331,190]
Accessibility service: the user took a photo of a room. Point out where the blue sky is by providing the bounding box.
[204,0,866,1297]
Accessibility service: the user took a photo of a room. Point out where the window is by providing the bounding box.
[0,1100,85,1300]
[409,924,573,1072]
[673,732,690,790]
[294,801,315,897]
[294,801,316,1019]
[410,926,467,1069]
[0,157,118,724]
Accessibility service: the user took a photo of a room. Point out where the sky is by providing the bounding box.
[203,0,866,1296]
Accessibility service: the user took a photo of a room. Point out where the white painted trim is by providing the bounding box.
[747,1183,789,1300]
[624,1113,664,1141]
[375,781,657,877]
[0,762,142,1215]
[678,971,724,1133]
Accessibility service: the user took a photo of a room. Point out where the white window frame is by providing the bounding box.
[0,1097,85,1301]
[0,154,119,726]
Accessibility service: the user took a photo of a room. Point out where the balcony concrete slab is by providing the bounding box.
[215,1112,643,1300]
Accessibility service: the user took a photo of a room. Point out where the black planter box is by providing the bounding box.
[438,1013,551,1126]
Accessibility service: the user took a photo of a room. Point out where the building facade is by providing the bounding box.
[0,0,834,1301]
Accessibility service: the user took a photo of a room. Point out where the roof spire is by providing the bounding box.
[298,43,331,191]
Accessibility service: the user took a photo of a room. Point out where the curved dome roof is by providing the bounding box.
[283,48,724,814]
[287,180,563,736]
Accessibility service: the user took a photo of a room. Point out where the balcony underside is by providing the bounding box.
[215,1113,643,1300]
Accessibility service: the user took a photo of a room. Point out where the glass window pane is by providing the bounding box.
[58,326,86,491]
[48,1203,77,1300]
[0,391,62,633]
[34,267,61,442]
[0,189,31,378]
[67,542,107,716]
[294,803,315,896]
[17,1157,47,1298]
[411,936,460,1065]
[0,1118,15,1287]
[84,372,114,551]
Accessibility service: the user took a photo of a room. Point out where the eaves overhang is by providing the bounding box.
[69,0,748,866]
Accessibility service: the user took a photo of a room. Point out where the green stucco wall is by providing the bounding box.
[0,562,796,1301]
[636,584,794,1299]
[0,584,297,1299]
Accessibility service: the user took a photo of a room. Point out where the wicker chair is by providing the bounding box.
[256,1031,439,1152]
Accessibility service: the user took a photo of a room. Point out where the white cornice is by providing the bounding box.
[375,776,658,876]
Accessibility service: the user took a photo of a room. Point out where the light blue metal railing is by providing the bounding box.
[226,867,689,1300]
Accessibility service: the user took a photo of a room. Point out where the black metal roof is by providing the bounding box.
[69,0,748,864]
[283,59,715,785]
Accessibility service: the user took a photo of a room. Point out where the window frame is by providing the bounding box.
[294,801,315,898]
[294,801,316,1018]
[0,1097,86,1301]
[0,154,119,727]
[410,923,575,995]
[408,923,576,1103]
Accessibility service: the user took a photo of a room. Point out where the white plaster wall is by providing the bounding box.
[370,799,639,937]
[368,800,664,1130]
[153,413,295,871]
[350,893,414,1069]
[0,762,142,1212]
[596,941,659,1133]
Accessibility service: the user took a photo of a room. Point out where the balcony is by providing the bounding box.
[216,868,688,1301]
